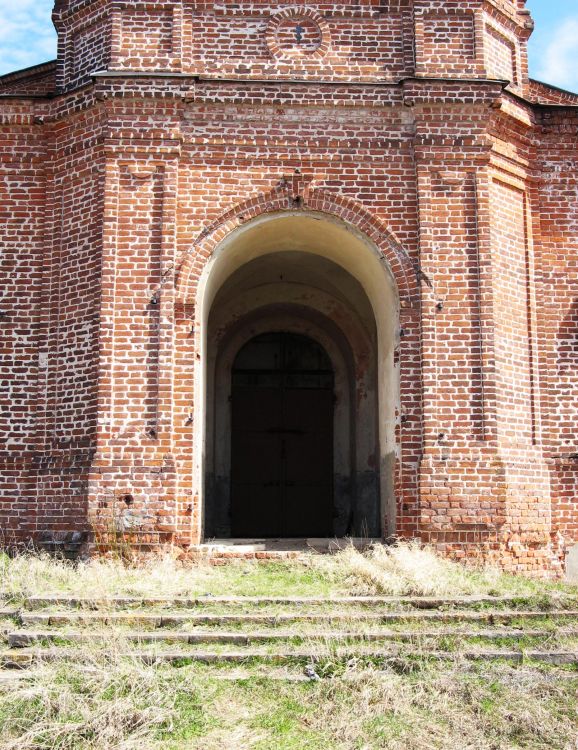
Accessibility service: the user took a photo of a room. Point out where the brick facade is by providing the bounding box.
[1,0,576,574]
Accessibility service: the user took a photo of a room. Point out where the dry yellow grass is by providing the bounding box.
[334,541,506,596]
[2,541,573,604]
[0,544,577,749]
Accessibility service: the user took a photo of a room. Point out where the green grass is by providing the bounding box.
[1,544,577,748]
[2,542,577,604]
[2,659,576,749]
[0,554,345,604]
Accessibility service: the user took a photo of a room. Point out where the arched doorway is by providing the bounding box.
[194,211,401,542]
[230,332,334,537]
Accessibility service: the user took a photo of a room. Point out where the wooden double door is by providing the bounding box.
[230,332,334,538]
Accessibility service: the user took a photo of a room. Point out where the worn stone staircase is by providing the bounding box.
[2,593,578,674]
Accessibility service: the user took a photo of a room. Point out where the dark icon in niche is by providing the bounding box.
[294,24,304,43]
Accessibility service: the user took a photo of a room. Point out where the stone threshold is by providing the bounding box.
[197,538,380,556]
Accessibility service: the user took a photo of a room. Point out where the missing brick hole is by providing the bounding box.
[123,494,134,506]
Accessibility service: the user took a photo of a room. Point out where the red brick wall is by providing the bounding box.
[0,64,57,97]
[0,96,105,544]
[53,0,112,92]
[0,0,576,573]
[47,111,104,448]
[529,80,578,106]
[536,109,578,549]
[108,2,413,81]
[0,110,46,543]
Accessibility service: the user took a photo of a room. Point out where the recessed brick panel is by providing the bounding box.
[419,12,476,68]
[490,179,533,445]
[485,24,517,85]
[428,172,484,441]
[0,130,45,452]
[112,165,164,437]
[185,7,407,79]
[118,9,174,68]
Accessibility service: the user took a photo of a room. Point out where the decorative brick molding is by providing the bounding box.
[266,8,331,61]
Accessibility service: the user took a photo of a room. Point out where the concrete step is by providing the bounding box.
[181,538,379,560]
[0,670,37,686]
[17,609,578,628]
[8,628,578,648]
[20,594,572,611]
[1,647,577,668]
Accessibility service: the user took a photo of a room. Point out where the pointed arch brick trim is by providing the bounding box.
[175,185,417,305]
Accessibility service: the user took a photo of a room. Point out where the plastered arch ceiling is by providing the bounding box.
[201,212,399,340]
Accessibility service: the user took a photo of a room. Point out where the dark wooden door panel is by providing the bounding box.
[284,433,331,482]
[232,386,280,432]
[230,332,334,538]
[283,388,333,433]
[231,484,282,538]
[284,485,333,537]
[231,432,281,483]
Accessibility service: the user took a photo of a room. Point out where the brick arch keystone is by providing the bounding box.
[176,185,417,305]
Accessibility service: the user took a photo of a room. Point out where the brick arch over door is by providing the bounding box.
[175,186,417,307]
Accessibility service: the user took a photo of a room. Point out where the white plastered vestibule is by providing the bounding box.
[193,211,400,540]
